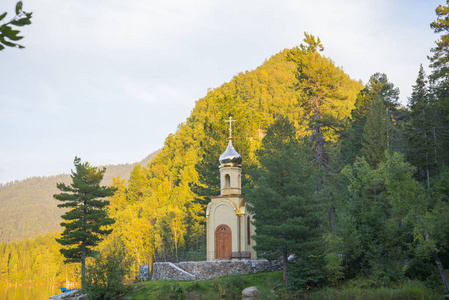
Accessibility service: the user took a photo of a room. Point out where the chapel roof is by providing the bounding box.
[219,139,242,166]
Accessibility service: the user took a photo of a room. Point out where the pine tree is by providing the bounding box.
[341,73,400,165]
[54,157,116,290]
[361,97,391,168]
[288,33,348,173]
[429,1,449,168]
[288,33,355,234]
[407,65,436,189]
[245,115,324,288]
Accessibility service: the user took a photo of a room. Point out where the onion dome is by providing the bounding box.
[219,139,242,166]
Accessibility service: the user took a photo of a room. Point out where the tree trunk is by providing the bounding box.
[433,127,438,166]
[314,127,324,193]
[328,204,336,234]
[421,224,449,295]
[282,251,288,287]
[81,241,86,291]
[432,251,449,294]
[424,129,431,191]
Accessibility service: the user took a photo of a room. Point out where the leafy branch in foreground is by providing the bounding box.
[0,1,32,51]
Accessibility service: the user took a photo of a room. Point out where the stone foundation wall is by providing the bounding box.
[152,260,282,281]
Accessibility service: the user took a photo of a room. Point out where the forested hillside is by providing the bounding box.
[0,151,158,243]
[103,47,363,275]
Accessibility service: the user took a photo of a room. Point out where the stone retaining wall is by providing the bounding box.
[152,260,282,281]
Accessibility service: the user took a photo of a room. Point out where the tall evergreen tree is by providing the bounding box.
[54,157,116,290]
[361,97,391,168]
[245,115,324,288]
[429,0,449,168]
[288,33,348,174]
[288,33,354,233]
[407,65,436,189]
[341,73,400,165]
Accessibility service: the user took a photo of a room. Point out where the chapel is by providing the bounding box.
[206,118,256,260]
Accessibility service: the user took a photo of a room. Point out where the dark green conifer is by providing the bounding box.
[245,115,324,288]
[54,157,116,290]
[429,1,449,168]
[407,65,436,189]
[361,97,391,168]
[340,73,400,165]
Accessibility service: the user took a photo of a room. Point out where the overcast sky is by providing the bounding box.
[0,0,442,184]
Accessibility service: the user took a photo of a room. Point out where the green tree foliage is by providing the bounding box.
[428,1,449,169]
[361,98,391,168]
[338,151,449,291]
[245,115,324,288]
[339,156,410,280]
[287,33,362,233]
[54,157,116,290]
[341,73,400,165]
[407,65,437,189]
[0,1,32,51]
[379,152,449,293]
[287,33,356,171]
[86,237,131,299]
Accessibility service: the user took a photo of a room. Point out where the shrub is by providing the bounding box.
[405,259,434,282]
[85,239,132,299]
[158,282,185,300]
[212,275,250,299]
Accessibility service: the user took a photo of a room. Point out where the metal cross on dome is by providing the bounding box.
[225,116,236,139]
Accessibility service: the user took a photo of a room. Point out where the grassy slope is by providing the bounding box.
[123,271,444,300]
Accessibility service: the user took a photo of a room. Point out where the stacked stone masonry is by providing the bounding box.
[152,260,282,281]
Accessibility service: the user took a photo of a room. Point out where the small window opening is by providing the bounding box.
[225,174,230,188]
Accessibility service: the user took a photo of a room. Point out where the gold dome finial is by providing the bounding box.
[219,116,242,166]
[225,116,236,139]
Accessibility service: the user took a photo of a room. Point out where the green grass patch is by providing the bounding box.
[122,271,445,300]
[123,271,282,299]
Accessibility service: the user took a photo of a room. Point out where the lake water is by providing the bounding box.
[0,285,61,300]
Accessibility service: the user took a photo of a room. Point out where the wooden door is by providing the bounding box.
[215,224,232,259]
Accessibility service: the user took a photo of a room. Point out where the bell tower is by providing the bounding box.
[206,117,256,260]
[219,139,242,196]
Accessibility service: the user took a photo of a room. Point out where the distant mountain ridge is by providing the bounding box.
[0,150,159,243]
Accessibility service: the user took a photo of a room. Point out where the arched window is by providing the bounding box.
[225,174,230,188]
[247,216,251,245]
